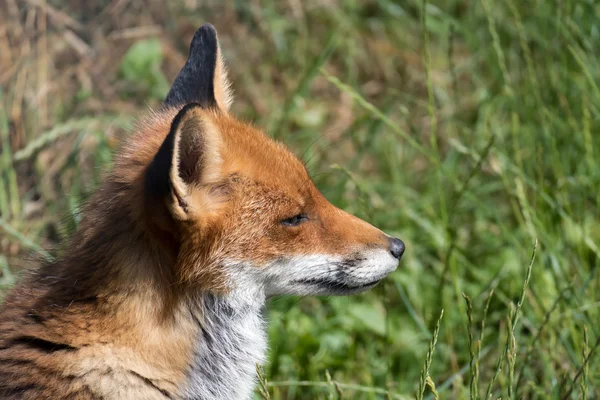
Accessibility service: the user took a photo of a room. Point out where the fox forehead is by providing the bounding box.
[205,111,313,202]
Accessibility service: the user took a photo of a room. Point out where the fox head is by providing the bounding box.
[141,24,404,298]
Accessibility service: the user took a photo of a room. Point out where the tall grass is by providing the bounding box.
[0,0,598,398]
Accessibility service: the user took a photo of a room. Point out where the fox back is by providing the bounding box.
[0,24,405,400]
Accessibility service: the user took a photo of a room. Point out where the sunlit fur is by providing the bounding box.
[0,26,401,400]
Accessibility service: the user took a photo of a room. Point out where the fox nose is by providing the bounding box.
[389,237,405,260]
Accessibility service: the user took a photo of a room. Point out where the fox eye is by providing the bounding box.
[281,213,309,227]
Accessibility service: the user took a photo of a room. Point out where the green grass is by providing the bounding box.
[1,0,599,398]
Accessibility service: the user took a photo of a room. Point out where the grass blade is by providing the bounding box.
[485,240,537,399]
[463,293,477,400]
[417,309,444,400]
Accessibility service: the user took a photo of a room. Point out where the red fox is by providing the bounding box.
[0,24,404,399]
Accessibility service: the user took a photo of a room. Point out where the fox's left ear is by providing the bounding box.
[164,23,233,111]
[146,104,223,221]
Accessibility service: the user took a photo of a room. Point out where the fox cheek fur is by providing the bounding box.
[0,23,405,400]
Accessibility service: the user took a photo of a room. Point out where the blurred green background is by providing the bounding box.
[0,0,599,399]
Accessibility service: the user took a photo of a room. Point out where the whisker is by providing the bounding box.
[300,126,345,165]
[304,141,337,173]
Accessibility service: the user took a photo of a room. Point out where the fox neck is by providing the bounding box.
[48,189,270,399]
[184,288,268,400]
[99,206,270,399]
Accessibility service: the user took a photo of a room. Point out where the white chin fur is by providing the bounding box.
[235,249,399,296]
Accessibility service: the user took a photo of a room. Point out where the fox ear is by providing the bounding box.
[146,104,222,220]
[164,23,233,111]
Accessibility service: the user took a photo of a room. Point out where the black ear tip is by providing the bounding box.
[163,23,220,108]
[199,23,217,35]
[190,23,218,53]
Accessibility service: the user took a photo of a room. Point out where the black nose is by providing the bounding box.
[389,237,405,260]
